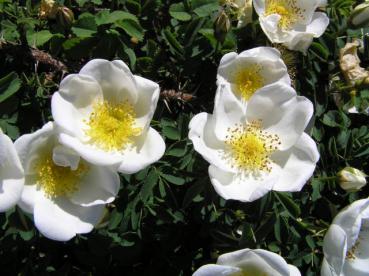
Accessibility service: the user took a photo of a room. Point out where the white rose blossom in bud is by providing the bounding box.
[0,129,24,212]
[14,122,120,241]
[338,167,367,192]
[51,59,165,174]
[188,82,319,202]
[217,47,290,103]
[321,198,369,276]
[253,0,329,53]
[193,248,301,276]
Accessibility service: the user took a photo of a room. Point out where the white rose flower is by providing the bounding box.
[51,59,165,174]
[193,248,301,276]
[253,0,329,53]
[321,198,369,276]
[14,122,120,241]
[0,129,24,212]
[188,82,319,202]
[217,47,290,102]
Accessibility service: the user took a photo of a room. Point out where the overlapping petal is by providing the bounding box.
[253,0,329,52]
[322,199,369,276]
[15,122,120,241]
[0,130,24,212]
[193,248,300,275]
[52,59,164,173]
[189,82,318,202]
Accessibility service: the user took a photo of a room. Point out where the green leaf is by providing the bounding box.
[182,181,204,208]
[26,30,54,47]
[162,28,184,56]
[140,170,159,202]
[193,3,219,17]
[96,10,139,26]
[322,110,350,128]
[169,3,191,21]
[275,192,301,218]
[115,19,145,41]
[72,14,97,38]
[0,72,21,103]
[162,125,181,140]
[161,173,185,185]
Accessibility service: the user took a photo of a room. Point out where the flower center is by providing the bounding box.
[225,121,280,173]
[36,155,88,198]
[265,0,304,29]
[84,100,142,151]
[235,66,264,100]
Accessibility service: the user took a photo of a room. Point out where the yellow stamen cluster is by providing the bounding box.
[36,155,88,198]
[346,241,360,260]
[225,121,281,174]
[265,0,305,29]
[235,66,264,100]
[84,100,141,151]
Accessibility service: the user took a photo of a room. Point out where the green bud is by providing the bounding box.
[56,7,74,29]
[350,1,369,28]
[338,167,367,192]
[214,10,230,43]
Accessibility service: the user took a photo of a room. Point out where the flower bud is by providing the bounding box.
[350,1,369,28]
[338,167,367,192]
[56,7,75,29]
[214,10,230,43]
[39,0,58,20]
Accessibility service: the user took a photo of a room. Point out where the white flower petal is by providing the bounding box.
[193,264,241,276]
[217,248,291,275]
[69,165,120,207]
[52,145,81,170]
[217,52,238,85]
[14,122,55,174]
[295,0,322,24]
[34,194,104,241]
[252,0,265,16]
[209,165,279,202]
[272,133,319,192]
[188,113,233,172]
[288,264,301,276]
[58,133,123,166]
[51,74,102,139]
[332,199,369,249]
[118,127,165,174]
[283,31,315,53]
[213,85,246,141]
[79,59,138,104]
[322,224,347,276]
[18,184,39,214]
[247,82,313,150]
[133,75,160,132]
[0,132,24,211]
[306,12,330,37]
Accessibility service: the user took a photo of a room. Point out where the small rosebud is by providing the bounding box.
[130,37,139,44]
[214,10,230,43]
[39,0,58,19]
[338,167,367,192]
[56,7,74,29]
[350,1,369,28]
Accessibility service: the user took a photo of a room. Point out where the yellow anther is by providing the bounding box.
[36,155,88,198]
[235,66,264,100]
[84,100,141,151]
[224,121,280,173]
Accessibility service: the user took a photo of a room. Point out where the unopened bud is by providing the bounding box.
[350,1,369,28]
[338,167,367,192]
[39,0,58,19]
[214,10,230,43]
[130,37,139,44]
[56,7,74,29]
